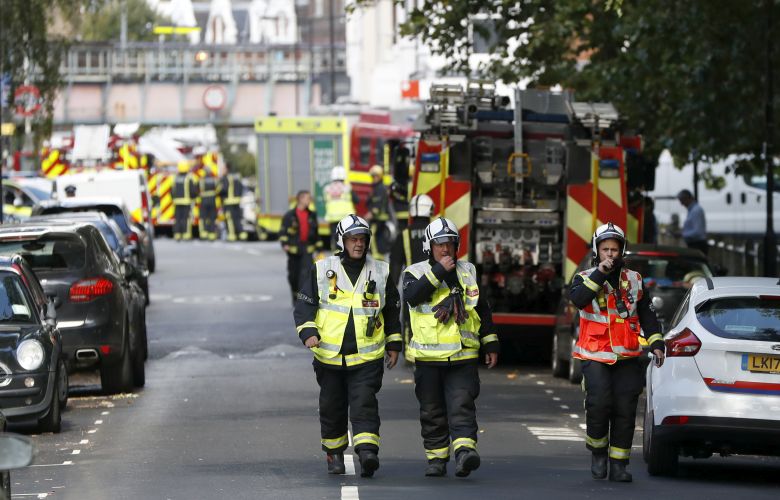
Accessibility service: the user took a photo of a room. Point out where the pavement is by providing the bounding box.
[8,240,780,499]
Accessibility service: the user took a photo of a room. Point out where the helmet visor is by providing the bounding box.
[430,235,458,245]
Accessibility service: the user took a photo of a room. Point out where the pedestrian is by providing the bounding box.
[219,164,248,241]
[569,222,665,482]
[280,190,322,303]
[403,217,499,478]
[642,196,658,244]
[293,214,402,477]
[172,161,198,241]
[676,189,708,254]
[323,166,357,251]
[364,165,391,259]
[198,168,219,241]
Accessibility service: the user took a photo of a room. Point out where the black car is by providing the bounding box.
[0,255,67,433]
[0,221,146,394]
[33,197,156,274]
[551,244,714,383]
[29,212,151,305]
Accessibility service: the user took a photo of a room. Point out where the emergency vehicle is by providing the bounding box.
[407,80,653,334]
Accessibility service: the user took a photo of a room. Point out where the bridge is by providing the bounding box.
[53,42,348,126]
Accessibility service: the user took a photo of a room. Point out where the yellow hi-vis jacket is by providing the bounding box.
[324,182,355,223]
[405,260,482,362]
[311,256,394,367]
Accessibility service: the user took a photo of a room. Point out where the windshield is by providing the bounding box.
[0,272,35,323]
[697,296,780,342]
[745,174,780,192]
[625,255,712,287]
[22,185,53,201]
[0,236,86,271]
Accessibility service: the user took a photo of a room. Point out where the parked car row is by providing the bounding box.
[0,191,155,434]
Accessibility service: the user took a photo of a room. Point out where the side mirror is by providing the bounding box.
[120,262,133,279]
[44,300,57,328]
[0,433,34,470]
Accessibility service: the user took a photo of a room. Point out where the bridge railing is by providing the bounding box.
[60,42,346,83]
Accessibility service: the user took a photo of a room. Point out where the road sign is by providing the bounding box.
[13,85,41,117]
[203,85,227,111]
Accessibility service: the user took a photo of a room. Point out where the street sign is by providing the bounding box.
[203,85,227,111]
[13,85,41,117]
[0,74,10,107]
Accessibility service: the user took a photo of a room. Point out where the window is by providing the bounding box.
[375,138,386,166]
[624,256,713,287]
[0,273,35,324]
[696,296,780,341]
[668,291,690,331]
[745,174,780,192]
[0,236,87,271]
[359,137,371,166]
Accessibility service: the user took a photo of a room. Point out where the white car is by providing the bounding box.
[643,276,780,476]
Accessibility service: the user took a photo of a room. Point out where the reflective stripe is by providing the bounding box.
[402,230,412,267]
[579,311,608,323]
[386,333,402,343]
[611,345,643,356]
[425,270,441,288]
[296,321,317,333]
[609,446,631,460]
[425,447,450,460]
[481,333,498,345]
[460,331,479,343]
[464,296,478,307]
[452,437,477,451]
[318,341,342,352]
[572,344,618,363]
[646,333,663,345]
[353,432,380,448]
[411,303,435,314]
[321,434,349,450]
[320,302,351,314]
[352,307,382,316]
[448,348,479,361]
[408,340,462,351]
[358,340,385,354]
[583,276,601,292]
[586,434,608,449]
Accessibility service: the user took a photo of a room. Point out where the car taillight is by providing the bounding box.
[69,278,114,302]
[128,232,139,243]
[661,416,689,425]
[665,328,701,357]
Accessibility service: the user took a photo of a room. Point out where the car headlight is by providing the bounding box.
[17,340,45,371]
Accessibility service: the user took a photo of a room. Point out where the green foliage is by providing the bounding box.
[215,125,256,179]
[352,0,780,180]
[80,0,167,42]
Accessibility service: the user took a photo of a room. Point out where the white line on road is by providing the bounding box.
[579,423,587,430]
[30,461,73,467]
[71,450,81,455]
[79,439,88,445]
[569,414,580,419]
[560,405,570,410]
[344,455,356,476]
[87,429,97,434]
[10,493,49,498]
[544,389,553,394]
[341,486,359,500]
[528,427,579,433]
[536,381,546,385]
[101,411,110,415]
[94,420,103,425]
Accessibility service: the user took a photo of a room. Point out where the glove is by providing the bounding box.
[451,290,468,325]
[432,295,454,323]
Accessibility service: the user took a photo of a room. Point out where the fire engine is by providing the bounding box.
[408,80,652,338]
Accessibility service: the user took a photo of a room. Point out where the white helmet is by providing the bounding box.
[330,166,346,182]
[591,222,626,258]
[335,214,371,253]
[409,194,435,218]
[423,217,460,254]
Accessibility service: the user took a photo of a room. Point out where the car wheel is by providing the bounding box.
[100,330,134,394]
[132,331,146,388]
[568,337,582,384]
[551,333,567,378]
[38,371,62,433]
[141,310,148,361]
[57,359,69,410]
[141,278,150,307]
[644,407,678,476]
[1,470,10,498]
[147,246,156,273]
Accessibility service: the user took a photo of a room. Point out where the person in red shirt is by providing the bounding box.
[280,191,322,304]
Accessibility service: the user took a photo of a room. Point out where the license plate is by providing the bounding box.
[743,354,780,374]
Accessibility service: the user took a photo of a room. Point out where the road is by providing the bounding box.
[9,240,780,499]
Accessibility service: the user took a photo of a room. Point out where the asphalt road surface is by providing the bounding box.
[9,240,780,499]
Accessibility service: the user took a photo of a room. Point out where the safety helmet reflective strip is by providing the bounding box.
[564,145,630,281]
[592,222,626,255]
[423,217,460,253]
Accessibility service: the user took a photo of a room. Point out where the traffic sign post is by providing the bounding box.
[13,85,42,117]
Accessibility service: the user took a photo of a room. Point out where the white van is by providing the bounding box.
[650,151,780,235]
[52,170,153,230]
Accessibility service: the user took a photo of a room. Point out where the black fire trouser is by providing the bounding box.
[314,359,384,454]
[581,358,643,463]
[199,198,217,239]
[173,204,192,239]
[414,361,480,462]
[286,252,309,301]
[224,203,246,241]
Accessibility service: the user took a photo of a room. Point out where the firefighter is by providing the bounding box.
[173,161,198,241]
[323,166,357,251]
[569,222,665,482]
[390,193,434,286]
[364,165,390,259]
[403,217,499,478]
[280,191,322,303]
[198,168,219,241]
[219,164,248,241]
[293,214,402,477]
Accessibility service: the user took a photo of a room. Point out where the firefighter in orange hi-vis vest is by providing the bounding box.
[569,222,665,483]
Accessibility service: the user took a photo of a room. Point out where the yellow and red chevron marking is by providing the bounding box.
[564,146,628,281]
[41,149,69,178]
[201,152,219,177]
[413,140,472,260]
[149,172,175,226]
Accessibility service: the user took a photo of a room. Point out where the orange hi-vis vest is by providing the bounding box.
[573,267,644,364]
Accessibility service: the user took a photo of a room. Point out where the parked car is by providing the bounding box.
[29,212,151,305]
[1,176,54,222]
[0,221,146,394]
[551,244,714,383]
[0,255,67,433]
[32,197,156,273]
[643,277,780,476]
[0,409,34,499]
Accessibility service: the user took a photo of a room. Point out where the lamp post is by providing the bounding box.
[764,0,777,277]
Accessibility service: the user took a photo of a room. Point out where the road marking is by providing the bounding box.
[552,397,561,401]
[569,414,580,419]
[101,411,110,415]
[344,454,356,476]
[544,389,553,394]
[579,423,587,430]
[71,450,81,455]
[10,494,49,498]
[247,249,261,256]
[30,461,73,467]
[348,430,353,447]
[536,381,546,385]
[560,405,570,410]
[527,426,585,443]
[87,429,97,434]
[342,486,359,500]
[172,294,273,304]
[79,439,89,445]
[94,420,103,425]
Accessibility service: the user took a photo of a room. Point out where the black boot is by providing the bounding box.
[326,453,345,474]
[454,449,481,477]
[358,450,379,478]
[424,459,447,477]
[609,459,633,482]
[591,453,608,479]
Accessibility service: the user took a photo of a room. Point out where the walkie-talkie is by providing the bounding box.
[326,270,337,299]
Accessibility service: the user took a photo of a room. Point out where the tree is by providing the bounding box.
[360,0,780,178]
[79,0,168,43]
